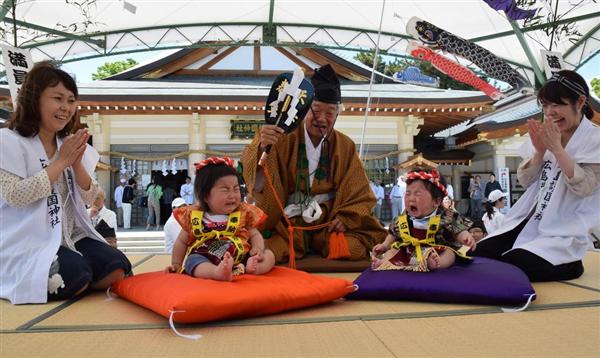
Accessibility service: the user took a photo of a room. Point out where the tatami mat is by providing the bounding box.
[125,254,152,267]
[22,253,597,331]
[131,254,170,273]
[0,300,63,331]
[0,254,163,331]
[366,306,600,358]
[34,292,165,327]
[2,252,599,357]
[1,321,393,358]
[27,281,598,330]
[564,251,600,291]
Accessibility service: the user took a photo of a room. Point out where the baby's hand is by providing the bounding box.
[164,263,181,273]
[372,243,388,256]
[457,231,476,250]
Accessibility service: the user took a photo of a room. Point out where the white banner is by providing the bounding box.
[1,44,34,107]
[498,167,511,211]
[540,50,567,80]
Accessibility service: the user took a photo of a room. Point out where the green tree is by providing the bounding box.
[591,78,600,98]
[355,50,386,73]
[92,58,139,80]
[383,57,410,77]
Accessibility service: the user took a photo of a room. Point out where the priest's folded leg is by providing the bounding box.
[264,221,308,264]
[310,229,369,261]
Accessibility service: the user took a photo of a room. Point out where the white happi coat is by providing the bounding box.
[480,118,600,265]
[0,128,104,304]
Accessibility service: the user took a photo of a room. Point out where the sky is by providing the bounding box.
[63,48,599,99]
[61,50,173,83]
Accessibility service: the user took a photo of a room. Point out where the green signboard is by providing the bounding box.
[230,120,262,139]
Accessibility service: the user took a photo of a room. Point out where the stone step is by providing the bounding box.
[117,237,164,242]
[117,239,164,247]
[115,229,168,253]
[117,231,163,238]
[118,246,165,254]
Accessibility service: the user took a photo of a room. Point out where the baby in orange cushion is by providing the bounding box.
[165,157,275,281]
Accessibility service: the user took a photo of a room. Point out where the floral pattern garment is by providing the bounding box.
[173,202,267,265]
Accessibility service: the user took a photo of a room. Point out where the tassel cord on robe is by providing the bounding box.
[261,162,350,269]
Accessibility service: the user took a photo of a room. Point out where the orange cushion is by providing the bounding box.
[111,267,354,323]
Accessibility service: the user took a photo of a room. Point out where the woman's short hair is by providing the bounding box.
[8,61,79,138]
[95,188,106,202]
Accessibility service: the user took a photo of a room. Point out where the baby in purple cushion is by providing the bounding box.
[371,168,476,272]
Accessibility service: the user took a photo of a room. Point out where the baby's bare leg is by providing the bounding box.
[246,250,276,275]
[193,253,234,281]
[436,250,456,269]
[426,250,441,270]
[371,248,399,269]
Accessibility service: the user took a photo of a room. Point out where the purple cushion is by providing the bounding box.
[346,257,535,306]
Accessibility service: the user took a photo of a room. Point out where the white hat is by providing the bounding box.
[171,198,187,209]
[119,178,127,184]
[488,189,508,203]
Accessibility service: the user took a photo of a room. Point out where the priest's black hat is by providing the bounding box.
[311,64,341,104]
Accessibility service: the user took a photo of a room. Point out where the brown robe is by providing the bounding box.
[241,122,387,263]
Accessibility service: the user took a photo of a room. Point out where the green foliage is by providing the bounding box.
[353,50,488,91]
[516,0,598,49]
[355,50,386,73]
[592,78,600,98]
[92,58,139,80]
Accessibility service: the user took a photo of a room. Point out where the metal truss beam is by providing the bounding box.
[0,0,13,22]
[468,11,600,43]
[565,21,600,58]
[508,20,545,85]
[3,17,105,48]
[17,21,529,69]
[264,0,276,44]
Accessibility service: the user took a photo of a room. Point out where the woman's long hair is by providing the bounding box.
[485,199,503,220]
[484,201,495,220]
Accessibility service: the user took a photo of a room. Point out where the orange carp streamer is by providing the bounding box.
[408,42,503,101]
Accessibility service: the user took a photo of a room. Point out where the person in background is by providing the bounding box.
[472,70,600,281]
[482,189,508,234]
[89,189,118,248]
[390,175,406,219]
[468,220,488,243]
[369,179,376,201]
[468,175,484,220]
[146,178,163,230]
[161,185,176,225]
[484,173,502,201]
[114,178,125,227]
[371,179,384,221]
[180,176,194,204]
[445,176,454,200]
[0,62,130,304]
[164,197,187,254]
[442,195,455,212]
[122,178,136,229]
